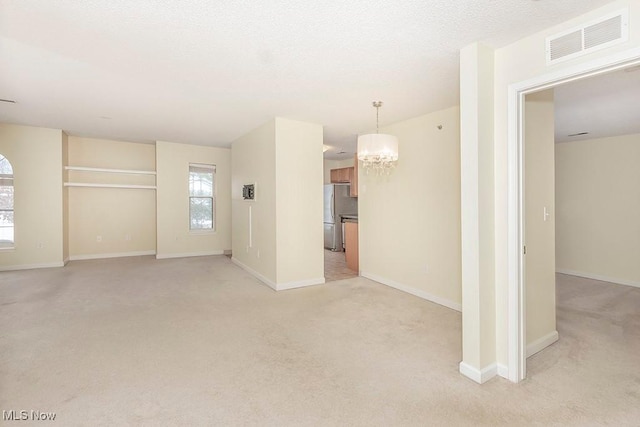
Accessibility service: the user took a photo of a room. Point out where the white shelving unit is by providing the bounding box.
[64,166,157,190]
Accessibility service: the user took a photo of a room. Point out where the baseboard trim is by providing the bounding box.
[527,330,559,358]
[63,257,70,265]
[0,261,65,272]
[459,361,497,384]
[361,272,461,312]
[497,363,509,379]
[155,250,224,260]
[276,277,325,291]
[230,258,324,291]
[69,250,156,261]
[557,269,640,289]
[231,257,277,290]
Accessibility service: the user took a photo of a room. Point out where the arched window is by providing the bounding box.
[0,154,14,248]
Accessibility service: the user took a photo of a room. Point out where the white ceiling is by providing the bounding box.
[554,67,640,143]
[0,0,615,159]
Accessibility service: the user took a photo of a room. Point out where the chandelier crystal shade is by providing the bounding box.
[357,101,399,174]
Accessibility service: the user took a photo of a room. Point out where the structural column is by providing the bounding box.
[459,42,497,383]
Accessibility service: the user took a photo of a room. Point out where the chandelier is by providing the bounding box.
[357,101,399,174]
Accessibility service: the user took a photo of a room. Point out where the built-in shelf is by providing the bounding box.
[64,166,156,175]
[64,183,156,190]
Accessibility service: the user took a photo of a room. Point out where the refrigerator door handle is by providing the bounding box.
[330,191,335,221]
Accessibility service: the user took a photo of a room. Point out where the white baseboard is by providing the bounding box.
[69,250,156,261]
[0,261,65,272]
[231,257,278,290]
[497,363,509,379]
[557,269,640,289]
[459,361,497,384]
[155,250,224,260]
[230,258,324,291]
[63,257,70,265]
[361,272,461,312]
[527,330,559,358]
[277,277,325,291]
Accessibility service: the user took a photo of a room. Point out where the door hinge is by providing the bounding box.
[523,245,527,255]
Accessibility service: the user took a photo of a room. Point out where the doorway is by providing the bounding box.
[508,49,640,382]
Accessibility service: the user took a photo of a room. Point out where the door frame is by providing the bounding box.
[506,47,640,383]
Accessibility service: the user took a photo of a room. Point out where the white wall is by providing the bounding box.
[0,124,64,270]
[232,118,324,290]
[524,90,557,353]
[556,133,640,287]
[67,137,156,259]
[156,140,231,259]
[460,0,640,380]
[359,106,461,310]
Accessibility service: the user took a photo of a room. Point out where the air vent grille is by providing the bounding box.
[584,15,622,49]
[546,9,628,65]
[549,30,582,62]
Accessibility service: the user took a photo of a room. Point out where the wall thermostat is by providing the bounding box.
[242,184,255,200]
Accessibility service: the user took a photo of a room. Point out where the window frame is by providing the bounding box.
[188,163,216,233]
[0,154,15,249]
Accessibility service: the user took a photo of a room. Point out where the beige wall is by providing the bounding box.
[62,132,69,262]
[0,124,64,270]
[323,158,355,184]
[459,42,496,376]
[524,90,557,352]
[359,106,461,309]
[275,118,324,286]
[556,133,640,286]
[461,0,640,378]
[232,118,324,289]
[231,120,277,283]
[67,137,156,259]
[156,140,231,258]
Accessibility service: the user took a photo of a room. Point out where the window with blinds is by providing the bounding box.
[189,163,215,231]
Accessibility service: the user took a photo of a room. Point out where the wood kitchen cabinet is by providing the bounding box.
[330,159,358,197]
[350,155,358,197]
[344,221,359,272]
[330,167,351,183]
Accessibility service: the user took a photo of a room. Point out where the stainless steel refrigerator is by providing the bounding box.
[323,184,358,251]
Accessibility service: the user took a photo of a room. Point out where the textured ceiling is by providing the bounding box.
[0,0,615,159]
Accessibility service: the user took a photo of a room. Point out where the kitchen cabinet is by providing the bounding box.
[330,167,351,183]
[344,221,359,272]
[350,155,358,197]
[330,160,358,197]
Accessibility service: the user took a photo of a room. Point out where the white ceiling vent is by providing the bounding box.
[546,9,628,65]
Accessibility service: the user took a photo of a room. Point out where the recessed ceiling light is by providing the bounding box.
[568,132,589,137]
[0,99,16,104]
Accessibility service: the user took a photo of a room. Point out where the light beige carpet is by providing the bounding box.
[1,257,638,426]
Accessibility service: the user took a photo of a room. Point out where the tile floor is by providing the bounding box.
[324,249,357,282]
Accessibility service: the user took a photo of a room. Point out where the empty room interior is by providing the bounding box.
[1,1,639,425]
